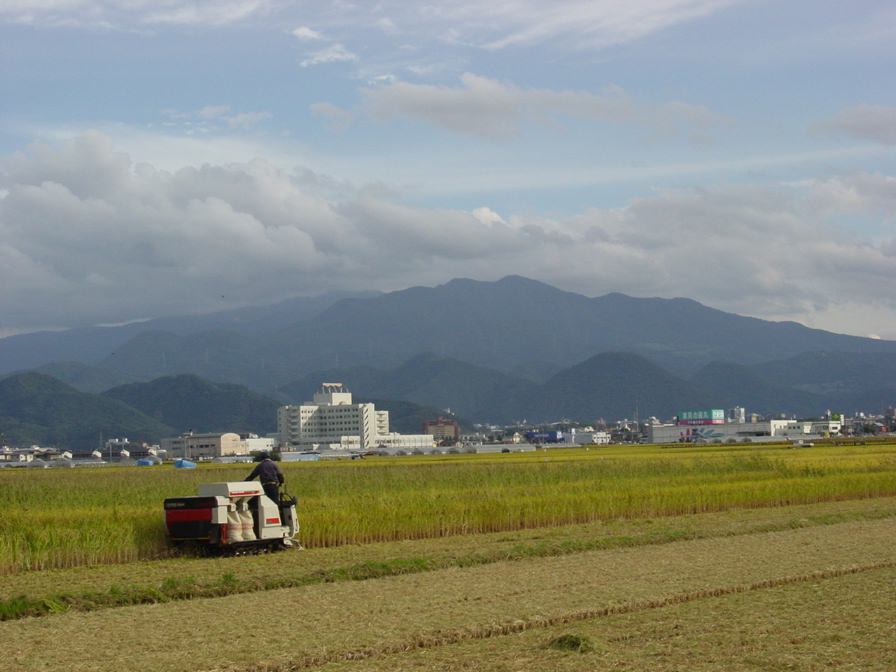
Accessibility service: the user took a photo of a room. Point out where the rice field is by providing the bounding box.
[2,443,896,573]
[2,445,895,671]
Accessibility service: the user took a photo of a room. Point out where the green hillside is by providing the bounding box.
[103,374,280,434]
[31,361,139,393]
[516,352,709,423]
[0,373,173,451]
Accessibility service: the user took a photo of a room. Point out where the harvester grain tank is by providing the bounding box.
[164,481,299,553]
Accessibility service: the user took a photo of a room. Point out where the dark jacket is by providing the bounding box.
[245,458,284,485]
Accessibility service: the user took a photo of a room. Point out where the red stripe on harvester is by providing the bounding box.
[166,509,212,523]
[265,517,281,524]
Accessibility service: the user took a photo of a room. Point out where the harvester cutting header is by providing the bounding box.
[164,481,299,553]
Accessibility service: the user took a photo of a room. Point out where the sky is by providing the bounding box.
[1,0,895,339]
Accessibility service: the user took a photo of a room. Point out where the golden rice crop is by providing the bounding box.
[1,443,895,573]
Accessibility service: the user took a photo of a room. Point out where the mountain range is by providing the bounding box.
[2,276,895,443]
[277,350,895,423]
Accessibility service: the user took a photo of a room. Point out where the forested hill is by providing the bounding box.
[0,373,173,451]
[103,375,281,435]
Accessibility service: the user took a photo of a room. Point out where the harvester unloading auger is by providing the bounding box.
[164,482,299,554]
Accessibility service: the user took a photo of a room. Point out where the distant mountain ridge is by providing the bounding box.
[279,350,895,423]
[282,275,896,376]
[0,290,377,376]
[2,276,895,419]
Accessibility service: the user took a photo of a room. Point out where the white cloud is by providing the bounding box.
[303,1,734,51]
[142,1,268,26]
[162,105,271,131]
[20,122,308,174]
[291,25,323,40]
[363,73,726,139]
[310,102,354,131]
[472,207,506,226]
[817,105,896,145]
[197,105,231,120]
[807,172,896,216]
[473,0,734,49]
[2,133,896,338]
[224,111,272,129]
[376,17,398,35]
[1,0,734,49]
[300,43,358,68]
[0,0,272,28]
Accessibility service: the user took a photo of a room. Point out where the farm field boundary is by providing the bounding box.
[2,496,896,621]
[2,517,894,672]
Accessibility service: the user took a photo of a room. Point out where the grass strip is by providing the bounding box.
[3,498,895,621]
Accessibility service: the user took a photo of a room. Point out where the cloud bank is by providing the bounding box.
[0,0,271,28]
[2,133,895,337]
[362,73,725,139]
[310,0,734,51]
[819,105,896,146]
[1,0,732,51]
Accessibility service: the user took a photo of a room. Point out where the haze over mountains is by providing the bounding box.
[2,276,895,447]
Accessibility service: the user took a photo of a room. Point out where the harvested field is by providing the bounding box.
[315,565,896,672]
[2,516,894,671]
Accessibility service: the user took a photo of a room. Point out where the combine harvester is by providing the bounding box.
[164,482,299,554]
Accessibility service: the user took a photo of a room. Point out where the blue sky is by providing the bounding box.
[1,0,895,338]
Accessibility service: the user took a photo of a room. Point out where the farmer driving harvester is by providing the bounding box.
[245,451,284,504]
[164,450,299,553]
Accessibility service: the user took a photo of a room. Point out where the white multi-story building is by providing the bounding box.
[647,417,842,444]
[572,428,611,445]
[278,383,434,452]
[771,419,842,437]
[161,432,247,459]
[243,434,276,454]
